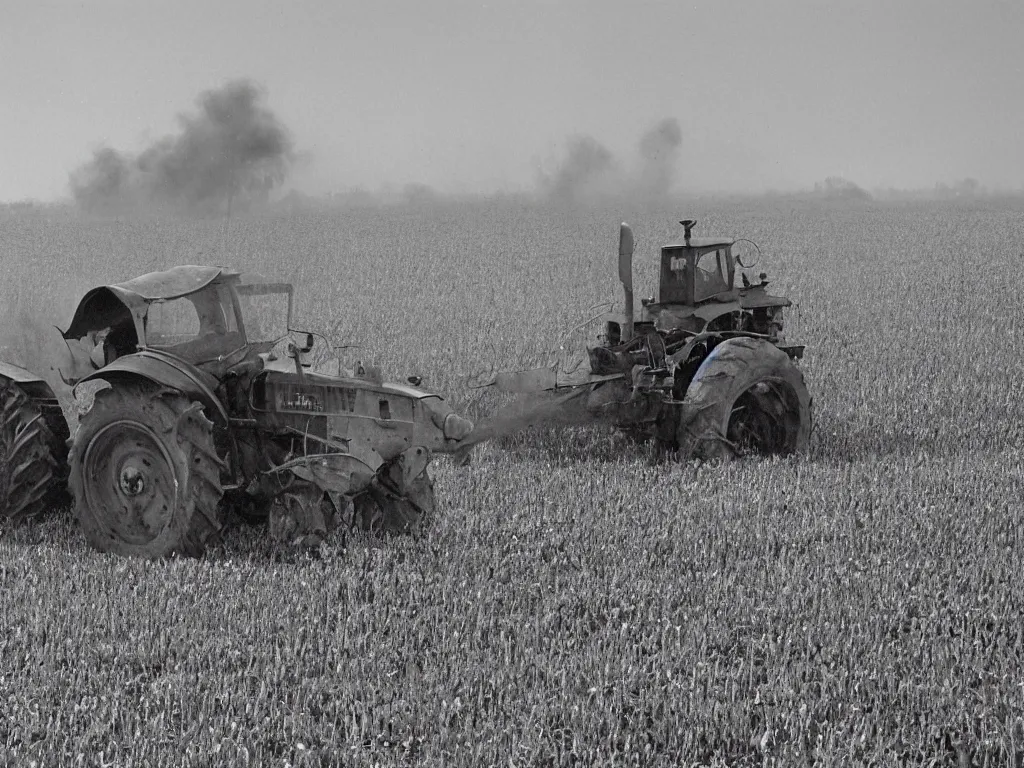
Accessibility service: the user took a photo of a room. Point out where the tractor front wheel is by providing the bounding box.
[69,382,223,557]
[676,337,811,460]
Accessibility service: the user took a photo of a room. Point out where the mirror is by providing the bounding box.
[736,251,758,269]
[733,238,761,269]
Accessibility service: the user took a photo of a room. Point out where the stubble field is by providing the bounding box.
[1,198,1022,766]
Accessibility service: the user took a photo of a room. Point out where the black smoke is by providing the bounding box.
[539,117,683,204]
[70,79,293,215]
[637,117,683,198]
[540,136,616,204]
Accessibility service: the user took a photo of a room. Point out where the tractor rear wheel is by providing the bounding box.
[0,378,61,523]
[676,337,811,460]
[69,382,223,557]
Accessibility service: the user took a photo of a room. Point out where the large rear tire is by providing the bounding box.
[676,337,812,460]
[69,382,223,557]
[0,378,60,523]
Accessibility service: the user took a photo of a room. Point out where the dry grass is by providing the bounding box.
[1,198,1022,766]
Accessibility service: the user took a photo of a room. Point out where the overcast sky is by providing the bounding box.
[2,0,1022,201]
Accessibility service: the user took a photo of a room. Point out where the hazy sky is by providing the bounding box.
[2,0,1022,201]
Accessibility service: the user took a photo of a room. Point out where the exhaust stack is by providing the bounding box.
[680,219,696,244]
[618,223,635,342]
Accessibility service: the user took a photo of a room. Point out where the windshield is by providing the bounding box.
[236,283,292,343]
[146,285,238,346]
[693,249,732,301]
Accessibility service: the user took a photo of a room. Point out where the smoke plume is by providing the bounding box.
[540,136,616,204]
[637,117,683,198]
[70,79,293,215]
[539,117,683,204]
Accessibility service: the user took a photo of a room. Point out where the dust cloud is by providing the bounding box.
[69,79,293,216]
[637,118,683,198]
[539,117,682,204]
[540,136,616,204]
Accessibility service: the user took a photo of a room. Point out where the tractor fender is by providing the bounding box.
[76,349,229,426]
[0,360,50,387]
[0,361,61,402]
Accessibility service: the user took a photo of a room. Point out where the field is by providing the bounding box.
[1,197,1023,766]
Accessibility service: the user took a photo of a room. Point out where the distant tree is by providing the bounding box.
[952,178,982,197]
[814,177,872,201]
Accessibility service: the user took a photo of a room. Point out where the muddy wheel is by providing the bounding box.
[676,337,811,460]
[69,382,223,557]
[0,378,60,523]
[353,471,435,534]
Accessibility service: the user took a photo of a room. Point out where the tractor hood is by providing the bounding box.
[259,355,435,400]
[648,286,792,330]
[250,367,473,459]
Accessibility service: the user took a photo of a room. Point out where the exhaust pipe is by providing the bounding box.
[618,223,634,342]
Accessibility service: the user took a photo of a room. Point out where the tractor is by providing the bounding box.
[459,218,812,458]
[59,265,473,557]
[0,362,70,522]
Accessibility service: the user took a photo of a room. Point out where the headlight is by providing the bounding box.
[443,413,474,441]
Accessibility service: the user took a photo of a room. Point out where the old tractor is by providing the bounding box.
[0,362,70,522]
[59,265,473,557]
[460,218,812,458]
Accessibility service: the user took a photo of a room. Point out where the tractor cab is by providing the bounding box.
[657,223,736,306]
[602,218,794,347]
[59,266,293,384]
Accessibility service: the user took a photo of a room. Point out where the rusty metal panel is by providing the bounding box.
[77,348,229,426]
[113,265,231,301]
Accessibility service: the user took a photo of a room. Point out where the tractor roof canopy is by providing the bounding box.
[60,264,296,383]
[662,237,734,249]
[64,265,242,340]
[115,265,233,301]
[64,265,293,341]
